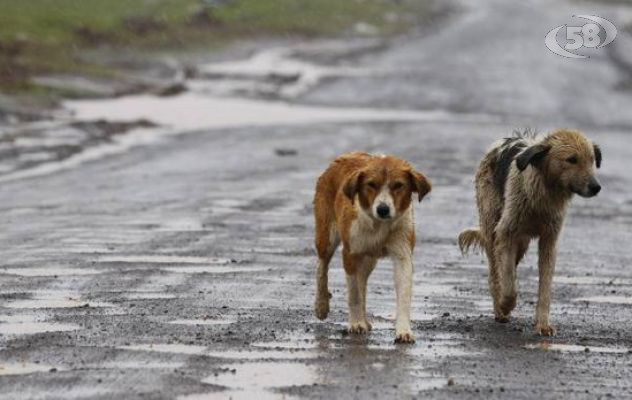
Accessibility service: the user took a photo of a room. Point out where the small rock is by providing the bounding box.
[447,378,455,386]
[275,148,298,157]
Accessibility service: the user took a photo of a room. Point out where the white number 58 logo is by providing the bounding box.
[545,15,617,58]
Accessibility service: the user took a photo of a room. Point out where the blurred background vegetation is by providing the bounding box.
[0,0,434,93]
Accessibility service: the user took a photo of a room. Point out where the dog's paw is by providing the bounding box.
[314,297,330,320]
[348,321,370,334]
[494,314,510,323]
[534,323,556,337]
[394,330,415,344]
[498,295,517,315]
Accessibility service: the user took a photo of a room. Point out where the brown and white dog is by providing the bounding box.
[313,152,431,343]
[458,129,602,336]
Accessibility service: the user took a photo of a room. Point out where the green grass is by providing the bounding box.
[0,0,434,92]
[0,0,199,43]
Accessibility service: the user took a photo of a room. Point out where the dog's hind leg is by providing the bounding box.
[484,241,503,321]
[494,232,522,322]
[314,217,339,320]
[493,236,529,322]
[479,224,505,322]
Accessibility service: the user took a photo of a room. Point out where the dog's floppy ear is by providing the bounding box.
[516,144,551,171]
[343,170,364,202]
[593,143,602,168]
[408,169,432,202]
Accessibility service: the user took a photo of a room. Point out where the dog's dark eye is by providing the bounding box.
[566,155,578,164]
[367,182,378,190]
[392,182,404,190]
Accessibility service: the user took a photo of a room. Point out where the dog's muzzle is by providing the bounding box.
[376,203,391,219]
[577,177,602,198]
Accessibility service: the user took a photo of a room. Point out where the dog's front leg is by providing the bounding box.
[535,231,559,336]
[390,247,414,344]
[343,249,369,334]
[357,257,377,331]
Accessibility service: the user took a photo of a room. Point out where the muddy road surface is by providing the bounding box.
[1,0,632,399]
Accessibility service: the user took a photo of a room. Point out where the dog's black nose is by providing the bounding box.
[376,203,390,218]
[589,182,601,196]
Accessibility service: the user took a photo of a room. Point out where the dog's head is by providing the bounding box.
[343,155,431,220]
[516,129,602,198]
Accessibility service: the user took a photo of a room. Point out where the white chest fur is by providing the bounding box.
[347,205,413,255]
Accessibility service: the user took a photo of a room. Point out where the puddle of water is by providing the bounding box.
[0,363,61,376]
[162,266,269,274]
[207,349,317,360]
[157,218,205,232]
[179,391,297,400]
[123,293,178,300]
[573,296,632,304]
[0,267,103,277]
[0,127,160,183]
[97,255,232,264]
[524,342,629,354]
[66,93,495,134]
[196,47,377,98]
[118,343,316,361]
[331,320,392,331]
[2,292,114,309]
[251,341,320,350]
[549,276,629,285]
[410,371,450,391]
[3,299,112,309]
[99,360,184,370]
[201,362,318,392]
[367,333,479,359]
[168,318,235,326]
[0,314,80,336]
[118,343,207,355]
[64,245,116,254]
[415,284,455,296]
[374,313,437,324]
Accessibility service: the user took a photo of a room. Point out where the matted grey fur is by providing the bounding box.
[458,128,602,336]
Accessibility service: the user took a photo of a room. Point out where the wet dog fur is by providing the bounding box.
[313,152,431,343]
[458,129,602,336]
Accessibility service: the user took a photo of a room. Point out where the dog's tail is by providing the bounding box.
[458,228,483,255]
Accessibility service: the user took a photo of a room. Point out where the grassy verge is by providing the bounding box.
[0,0,436,93]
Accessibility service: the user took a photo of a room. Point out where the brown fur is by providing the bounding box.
[313,152,431,343]
[458,129,602,336]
